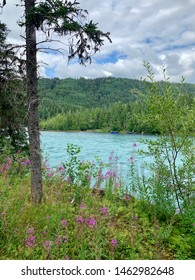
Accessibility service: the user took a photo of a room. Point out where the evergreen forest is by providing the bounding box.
[39,77,195,133]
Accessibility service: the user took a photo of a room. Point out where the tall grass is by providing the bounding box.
[0,144,194,260]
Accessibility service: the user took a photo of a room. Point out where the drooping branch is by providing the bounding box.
[20,0,112,65]
[1,0,111,205]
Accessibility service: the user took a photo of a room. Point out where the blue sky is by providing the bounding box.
[1,0,195,83]
[95,51,128,64]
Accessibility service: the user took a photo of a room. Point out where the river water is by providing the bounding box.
[40,131,156,178]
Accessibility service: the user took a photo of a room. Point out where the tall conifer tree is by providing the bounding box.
[2,0,111,203]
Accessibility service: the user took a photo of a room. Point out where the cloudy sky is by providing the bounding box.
[1,0,195,83]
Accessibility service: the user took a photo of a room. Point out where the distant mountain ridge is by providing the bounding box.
[38,77,195,120]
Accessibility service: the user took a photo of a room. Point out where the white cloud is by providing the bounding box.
[102,70,113,77]
[1,0,195,83]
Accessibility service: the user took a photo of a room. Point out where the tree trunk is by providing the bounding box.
[25,0,42,203]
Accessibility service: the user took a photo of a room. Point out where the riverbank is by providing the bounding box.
[40,128,154,136]
[0,152,194,260]
[40,128,194,137]
[1,174,194,260]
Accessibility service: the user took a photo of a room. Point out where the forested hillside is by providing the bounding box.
[38,77,149,118]
[39,77,195,133]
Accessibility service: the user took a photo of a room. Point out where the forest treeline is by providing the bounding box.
[40,102,157,133]
[39,77,195,133]
[38,77,148,119]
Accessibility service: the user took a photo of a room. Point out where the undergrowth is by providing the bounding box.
[0,144,194,260]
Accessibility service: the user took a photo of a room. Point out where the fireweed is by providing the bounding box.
[0,142,194,260]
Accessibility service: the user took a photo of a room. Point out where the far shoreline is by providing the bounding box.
[40,129,154,136]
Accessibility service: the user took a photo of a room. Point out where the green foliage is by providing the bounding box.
[1,142,195,260]
[0,148,30,178]
[21,0,111,65]
[62,143,81,183]
[1,161,194,260]
[38,76,195,134]
[140,62,195,221]
[61,143,107,203]
[40,101,148,133]
[0,21,28,153]
[38,77,148,119]
[0,79,28,153]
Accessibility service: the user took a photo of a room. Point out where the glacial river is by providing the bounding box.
[40,131,156,178]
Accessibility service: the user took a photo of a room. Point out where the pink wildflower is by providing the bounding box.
[80,203,87,209]
[56,166,65,172]
[85,217,96,228]
[45,166,51,171]
[113,171,117,178]
[55,236,62,245]
[100,207,109,215]
[63,236,68,243]
[26,235,36,248]
[25,159,31,165]
[28,227,35,234]
[54,235,67,245]
[86,174,91,181]
[44,240,52,249]
[76,216,83,224]
[125,194,131,202]
[111,239,118,247]
[129,156,134,163]
[115,155,119,160]
[61,219,67,227]
[7,157,12,164]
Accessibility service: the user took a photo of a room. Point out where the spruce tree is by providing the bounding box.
[0,21,27,153]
